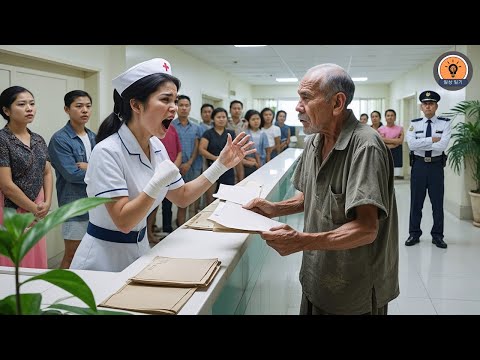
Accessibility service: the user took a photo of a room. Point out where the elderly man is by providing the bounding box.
[244,63,399,315]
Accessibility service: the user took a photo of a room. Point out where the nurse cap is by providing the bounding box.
[112,58,172,96]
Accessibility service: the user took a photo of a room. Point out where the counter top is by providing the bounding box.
[0,148,302,315]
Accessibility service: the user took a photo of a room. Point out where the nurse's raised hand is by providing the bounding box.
[202,132,257,184]
[218,132,256,168]
[143,159,180,199]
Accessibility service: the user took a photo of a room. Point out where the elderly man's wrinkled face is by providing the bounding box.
[295,72,332,135]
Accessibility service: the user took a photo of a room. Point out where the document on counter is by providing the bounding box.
[130,256,221,288]
[99,282,196,315]
[213,183,262,205]
[183,201,218,231]
[207,201,284,233]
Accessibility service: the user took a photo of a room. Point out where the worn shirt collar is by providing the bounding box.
[311,110,359,151]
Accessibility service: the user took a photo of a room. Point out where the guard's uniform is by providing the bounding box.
[406,91,451,248]
[70,124,184,272]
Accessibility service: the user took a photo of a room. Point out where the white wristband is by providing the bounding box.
[203,159,228,184]
[143,159,180,199]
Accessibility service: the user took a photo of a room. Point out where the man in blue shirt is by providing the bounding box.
[172,95,203,225]
[48,90,96,268]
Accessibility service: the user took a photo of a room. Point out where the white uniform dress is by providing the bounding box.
[70,124,184,272]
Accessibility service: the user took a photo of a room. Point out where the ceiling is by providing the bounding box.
[173,45,453,86]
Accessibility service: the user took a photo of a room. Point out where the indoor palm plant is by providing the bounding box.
[444,100,480,227]
[0,197,127,314]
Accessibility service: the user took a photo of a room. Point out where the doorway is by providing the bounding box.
[401,94,420,179]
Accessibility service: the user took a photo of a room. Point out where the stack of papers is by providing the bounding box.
[100,282,196,315]
[213,183,262,205]
[184,181,263,231]
[99,256,221,315]
[130,256,221,288]
[184,201,218,231]
[208,201,284,233]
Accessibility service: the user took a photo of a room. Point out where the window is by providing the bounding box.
[348,98,385,125]
[277,99,300,127]
[252,99,277,114]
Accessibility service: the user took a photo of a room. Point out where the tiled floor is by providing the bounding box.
[244,180,480,315]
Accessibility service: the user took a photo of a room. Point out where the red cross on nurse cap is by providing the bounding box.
[112,58,172,95]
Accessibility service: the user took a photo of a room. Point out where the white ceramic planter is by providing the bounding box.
[469,191,480,227]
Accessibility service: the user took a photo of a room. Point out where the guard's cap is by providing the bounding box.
[112,58,172,95]
[419,90,440,103]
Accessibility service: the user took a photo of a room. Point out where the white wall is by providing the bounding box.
[126,45,252,119]
[0,45,126,128]
[0,45,254,125]
[389,45,479,219]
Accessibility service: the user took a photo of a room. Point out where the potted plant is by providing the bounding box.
[0,197,127,314]
[444,100,480,227]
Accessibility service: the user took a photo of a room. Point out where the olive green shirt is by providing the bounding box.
[292,110,399,314]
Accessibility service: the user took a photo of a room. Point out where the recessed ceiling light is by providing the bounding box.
[276,78,298,83]
[352,77,368,82]
[234,45,267,48]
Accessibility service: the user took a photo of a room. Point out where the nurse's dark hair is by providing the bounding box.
[0,86,34,123]
[96,73,181,143]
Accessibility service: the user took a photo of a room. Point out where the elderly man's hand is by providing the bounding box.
[243,197,276,218]
[260,224,302,256]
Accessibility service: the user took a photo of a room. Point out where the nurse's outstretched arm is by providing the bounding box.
[166,132,256,208]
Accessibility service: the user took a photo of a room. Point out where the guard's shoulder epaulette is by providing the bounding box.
[437,116,451,121]
[411,118,423,122]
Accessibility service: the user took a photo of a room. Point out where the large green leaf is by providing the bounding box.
[0,293,42,315]
[16,197,112,262]
[48,303,130,315]
[0,230,14,258]
[2,208,35,240]
[22,269,97,311]
[1,210,35,264]
[445,103,480,192]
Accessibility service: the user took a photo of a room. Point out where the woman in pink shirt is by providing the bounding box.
[378,109,404,171]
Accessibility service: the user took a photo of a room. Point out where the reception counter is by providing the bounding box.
[0,148,303,315]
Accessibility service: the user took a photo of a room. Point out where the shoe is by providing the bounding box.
[405,236,420,246]
[432,238,447,249]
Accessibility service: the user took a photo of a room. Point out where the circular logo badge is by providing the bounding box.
[433,51,473,91]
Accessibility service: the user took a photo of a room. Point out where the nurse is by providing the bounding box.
[71,58,255,272]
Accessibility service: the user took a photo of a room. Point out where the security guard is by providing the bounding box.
[405,91,451,249]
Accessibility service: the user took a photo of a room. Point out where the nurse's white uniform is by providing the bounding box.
[70,124,184,272]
